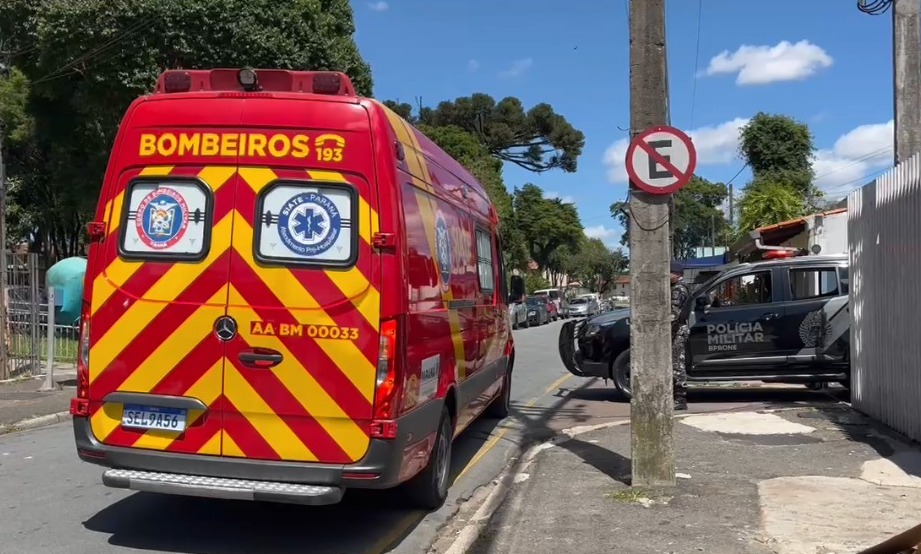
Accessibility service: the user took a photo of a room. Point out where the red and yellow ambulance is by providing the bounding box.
[70,68,521,509]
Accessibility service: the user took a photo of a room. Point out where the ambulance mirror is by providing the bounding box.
[509,275,525,302]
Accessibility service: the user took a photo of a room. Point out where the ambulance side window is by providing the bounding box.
[119,179,212,261]
[254,181,358,267]
[475,228,495,295]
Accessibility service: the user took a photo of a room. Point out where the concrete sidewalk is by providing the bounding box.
[470,405,921,554]
[0,368,76,432]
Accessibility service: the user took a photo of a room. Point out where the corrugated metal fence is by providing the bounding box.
[848,152,921,442]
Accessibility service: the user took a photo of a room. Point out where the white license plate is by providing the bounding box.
[121,404,187,432]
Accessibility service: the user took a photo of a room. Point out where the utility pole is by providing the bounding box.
[858,0,921,164]
[627,0,675,487]
[0,49,10,380]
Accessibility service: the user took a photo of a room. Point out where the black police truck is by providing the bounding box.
[558,254,850,398]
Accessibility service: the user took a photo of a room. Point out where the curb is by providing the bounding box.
[442,420,630,554]
[0,411,70,436]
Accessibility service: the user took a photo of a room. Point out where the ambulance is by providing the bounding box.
[70,68,522,509]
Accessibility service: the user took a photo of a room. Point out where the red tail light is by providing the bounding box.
[371,318,401,438]
[71,301,91,416]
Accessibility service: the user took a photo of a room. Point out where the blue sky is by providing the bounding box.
[351,0,895,249]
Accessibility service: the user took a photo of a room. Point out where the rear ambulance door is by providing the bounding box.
[221,102,381,465]
[88,162,237,456]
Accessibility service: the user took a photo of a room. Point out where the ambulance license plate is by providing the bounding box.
[121,404,187,432]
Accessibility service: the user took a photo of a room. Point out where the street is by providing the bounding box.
[0,319,847,554]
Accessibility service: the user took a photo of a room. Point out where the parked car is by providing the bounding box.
[546,301,560,321]
[559,254,851,399]
[534,288,568,319]
[525,296,551,326]
[509,301,529,329]
[566,296,597,318]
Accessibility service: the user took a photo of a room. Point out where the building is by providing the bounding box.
[729,208,848,263]
[610,275,630,297]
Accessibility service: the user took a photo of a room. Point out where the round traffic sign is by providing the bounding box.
[624,125,697,195]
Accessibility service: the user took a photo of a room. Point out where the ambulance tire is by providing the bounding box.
[404,407,452,510]
[487,366,512,419]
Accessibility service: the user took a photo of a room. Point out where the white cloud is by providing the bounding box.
[705,40,833,85]
[468,59,480,72]
[584,225,621,246]
[544,191,575,204]
[814,120,893,194]
[603,118,749,183]
[499,58,533,79]
[367,1,389,12]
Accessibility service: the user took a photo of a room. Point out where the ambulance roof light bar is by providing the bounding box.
[154,69,357,96]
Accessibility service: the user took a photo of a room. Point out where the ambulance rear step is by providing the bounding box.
[102,468,344,505]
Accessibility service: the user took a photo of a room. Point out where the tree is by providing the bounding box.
[610,176,730,259]
[401,93,585,173]
[739,112,822,209]
[513,183,583,271]
[570,238,626,293]
[737,179,806,233]
[0,0,373,259]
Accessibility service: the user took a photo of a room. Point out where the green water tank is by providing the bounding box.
[46,256,87,326]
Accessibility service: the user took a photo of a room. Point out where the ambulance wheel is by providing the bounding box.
[405,407,452,510]
[612,349,632,401]
[487,366,512,419]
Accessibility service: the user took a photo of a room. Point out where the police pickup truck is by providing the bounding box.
[558,254,850,398]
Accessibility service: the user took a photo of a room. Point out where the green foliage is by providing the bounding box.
[394,93,585,173]
[569,238,626,293]
[738,178,806,233]
[610,176,730,259]
[739,112,822,214]
[523,271,550,294]
[513,183,583,270]
[0,67,33,147]
[0,0,372,257]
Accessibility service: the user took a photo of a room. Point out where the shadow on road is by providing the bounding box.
[82,418,505,554]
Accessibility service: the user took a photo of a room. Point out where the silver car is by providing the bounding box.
[566,297,597,318]
[509,301,528,329]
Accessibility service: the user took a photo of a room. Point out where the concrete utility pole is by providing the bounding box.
[892,0,921,164]
[859,0,921,164]
[0,50,10,380]
[627,0,675,487]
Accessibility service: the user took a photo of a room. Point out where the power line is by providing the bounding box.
[688,0,703,130]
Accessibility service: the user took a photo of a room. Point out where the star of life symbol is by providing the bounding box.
[277,191,341,257]
[435,214,451,289]
[136,188,189,250]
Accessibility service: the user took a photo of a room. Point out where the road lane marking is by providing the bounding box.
[370,372,573,554]
[456,373,572,481]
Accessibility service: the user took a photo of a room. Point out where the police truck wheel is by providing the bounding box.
[612,349,632,401]
[405,407,452,510]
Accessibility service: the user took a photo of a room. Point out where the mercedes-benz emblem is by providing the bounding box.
[214,316,238,342]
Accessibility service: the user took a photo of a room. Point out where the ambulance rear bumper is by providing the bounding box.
[73,399,444,505]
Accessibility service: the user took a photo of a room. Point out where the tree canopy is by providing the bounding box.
[737,112,821,229]
[0,0,372,257]
[513,183,584,271]
[610,175,730,259]
[387,93,585,173]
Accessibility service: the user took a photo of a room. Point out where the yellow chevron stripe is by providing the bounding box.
[92,165,235,314]
[197,430,222,456]
[376,103,433,191]
[128,360,223,451]
[116,294,225,394]
[227,287,370,461]
[89,402,124,445]
[413,189,468,380]
[221,431,245,457]
[223,364,318,462]
[238,168,380,331]
[306,169,380,241]
[88,214,233,383]
[228,224,376,401]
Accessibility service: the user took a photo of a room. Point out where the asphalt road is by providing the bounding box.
[0,318,848,554]
[0,319,580,554]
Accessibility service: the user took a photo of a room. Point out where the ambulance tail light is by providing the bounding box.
[371,318,401,438]
[70,302,91,417]
[312,72,344,95]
